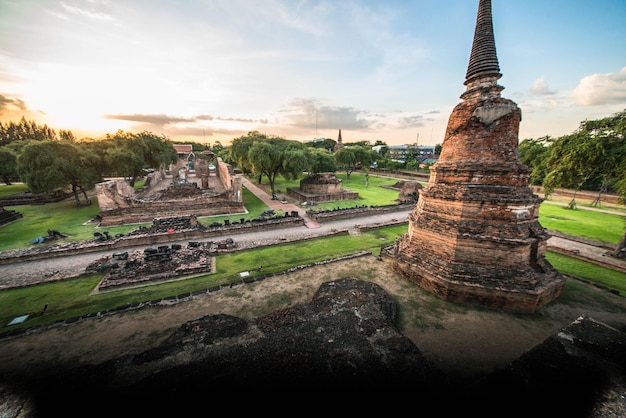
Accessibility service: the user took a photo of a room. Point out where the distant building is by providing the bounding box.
[372,144,437,164]
[173,144,195,161]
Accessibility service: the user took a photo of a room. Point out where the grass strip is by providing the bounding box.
[0,224,406,332]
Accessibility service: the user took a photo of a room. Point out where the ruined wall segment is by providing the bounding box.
[216,157,242,202]
[94,160,244,226]
[391,0,565,313]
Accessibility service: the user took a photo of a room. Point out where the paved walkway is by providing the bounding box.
[240,177,320,228]
[546,235,625,273]
[542,199,626,216]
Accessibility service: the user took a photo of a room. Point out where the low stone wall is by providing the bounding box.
[0,208,22,226]
[0,215,304,266]
[307,202,414,222]
[0,191,73,206]
[97,199,245,226]
[286,187,359,203]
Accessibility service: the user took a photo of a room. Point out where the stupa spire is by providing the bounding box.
[465,0,501,83]
[462,0,503,99]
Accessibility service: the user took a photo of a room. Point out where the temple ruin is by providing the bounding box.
[95,157,244,226]
[287,172,358,203]
[391,0,565,313]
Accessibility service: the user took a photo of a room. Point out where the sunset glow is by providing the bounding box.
[1,0,625,146]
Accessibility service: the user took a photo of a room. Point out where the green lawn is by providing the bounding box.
[0,186,270,251]
[2,175,626,333]
[0,183,29,198]
[546,252,626,293]
[0,224,406,332]
[538,203,624,244]
[268,171,413,211]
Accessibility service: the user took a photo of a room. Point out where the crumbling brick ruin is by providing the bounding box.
[86,239,237,291]
[95,157,244,226]
[287,172,358,203]
[391,0,565,313]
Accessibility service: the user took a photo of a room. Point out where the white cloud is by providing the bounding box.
[529,76,555,95]
[59,1,114,21]
[572,66,626,106]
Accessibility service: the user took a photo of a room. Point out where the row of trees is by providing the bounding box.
[1,109,624,211]
[225,131,378,196]
[0,128,177,206]
[0,122,384,205]
[519,109,626,206]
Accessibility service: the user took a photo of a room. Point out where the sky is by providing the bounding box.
[0,0,625,147]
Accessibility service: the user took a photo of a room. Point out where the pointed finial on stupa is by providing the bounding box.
[462,0,503,99]
[337,129,342,144]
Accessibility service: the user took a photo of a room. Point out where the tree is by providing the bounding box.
[135,132,177,170]
[106,145,145,186]
[212,140,224,153]
[16,141,100,206]
[334,145,376,179]
[0,148,18,184]
[59,130,77,142]
[305,138,336,152]
[308,148,337,173]
[518,136,553,185]
[540,109,626,258]
[104,131,176,186]
[0,117,57,145]
[543,110,625,207]
[247,136,311,197]
[229,131,260,175]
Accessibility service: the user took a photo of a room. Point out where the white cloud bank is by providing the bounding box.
[572,66,626,106]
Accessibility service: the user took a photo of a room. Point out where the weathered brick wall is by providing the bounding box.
[97,198,245,226]
[95,180,137,211]
[438,98,522,165]
[392,92,565,313]
[307,203,413,222]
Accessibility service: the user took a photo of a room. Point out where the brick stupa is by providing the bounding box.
[391,0,565,313]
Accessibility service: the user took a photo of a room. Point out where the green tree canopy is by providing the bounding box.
[518,136,554,185]
[0,147,18,185]
[0,117,58,146]
[104,131,177,186]
[334,145,376,179]
[247,135,312,195]
[308,148,337,173]
[543,110,626,206]
[305,138,336,152]
[228,131,260,174]
[16,141,100,206]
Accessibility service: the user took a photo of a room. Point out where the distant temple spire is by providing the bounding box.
[334,129,344,151]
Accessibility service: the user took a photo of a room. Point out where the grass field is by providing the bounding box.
[268,171,403,210]
[1,174,625,332]
[0,186,269,251]
[539,203,625,244]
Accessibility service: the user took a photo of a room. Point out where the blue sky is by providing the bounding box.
[0,0,625,146]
